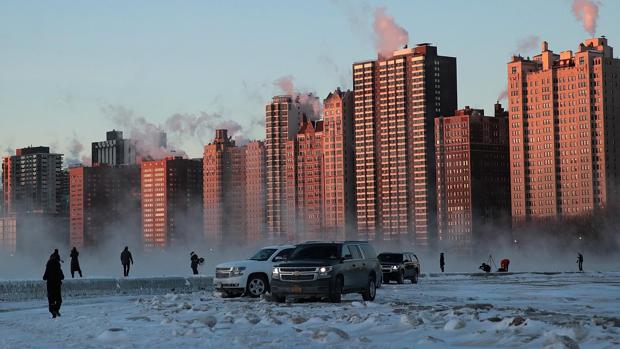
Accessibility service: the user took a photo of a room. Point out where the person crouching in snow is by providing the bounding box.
[43,252,65,318]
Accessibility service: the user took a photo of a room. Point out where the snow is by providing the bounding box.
[1,272,620,348]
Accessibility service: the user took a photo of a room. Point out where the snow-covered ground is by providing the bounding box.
[1,272,619,349]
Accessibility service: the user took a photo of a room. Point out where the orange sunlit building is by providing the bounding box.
[508,38,620,225]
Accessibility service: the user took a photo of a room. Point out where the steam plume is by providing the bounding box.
[515,35,540,54]
[274,76,322,118]
[373,7,409,58]
[497,89,508,102]
[165,112,244,145]
[571,0,599,36]
[65,137,85,166]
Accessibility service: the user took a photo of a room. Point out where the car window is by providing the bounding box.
[249,248,278,261]
[273,248,294,261]
[403,254,411,263]
[360,244,377,258]
[378,253,403,263]
[413,254,419,262]
[341,245,353,260]
[348,245,363,259]
[289,244,340,260]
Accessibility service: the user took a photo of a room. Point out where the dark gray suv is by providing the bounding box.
[270,241,381,303]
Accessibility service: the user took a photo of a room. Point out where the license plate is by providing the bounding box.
[292,286,302,294]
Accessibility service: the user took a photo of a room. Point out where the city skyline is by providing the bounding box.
[2,0,619,160]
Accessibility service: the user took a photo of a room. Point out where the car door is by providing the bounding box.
[403,253,413,278]
[349,244,366,288]
[340,245,356,291]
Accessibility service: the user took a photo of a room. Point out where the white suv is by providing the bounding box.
[214,245,296,297]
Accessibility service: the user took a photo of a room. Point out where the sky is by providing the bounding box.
[1,0,619,161]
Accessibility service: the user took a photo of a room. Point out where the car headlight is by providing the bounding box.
[391,265,398,270]
[231,266,246,276]
[318,266,333,278]
[272,267,280,280]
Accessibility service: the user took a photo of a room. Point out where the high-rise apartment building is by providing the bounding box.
[91,130,136,166]
[322,88,356,241]
[245,140,267,243]
[69,165,141,249]
[265,95,318,240]
[1,147,68,254]
[2,147,64,215]
[203,130,247,245]
[141,157,203,249]
[285,117,324,241]
[435,104,510,255]
[508,38,620,223]
[353,43,457,246]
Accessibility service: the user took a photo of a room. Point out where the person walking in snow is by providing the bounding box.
[70,247,82,278]
[120,246,134,277]
[439,253,445,273]
[43,252,64,318]
[577,253,584,272]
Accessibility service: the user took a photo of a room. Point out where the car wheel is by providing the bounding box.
[397,270,405,284]
[246,275,268,298]
[411,271,419,284]
[362,276,376,301]
[329,276,343,303]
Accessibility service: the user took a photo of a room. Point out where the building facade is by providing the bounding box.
[285,117,324,241]
[141,157,203,249]
[508,38,620,224]
[322,88,357,241]
[265,96,304,241]
[435,105,510,255]
[91,130,136,166]
[203,130,247,245]
[245,141,267,243]
[69,165,141,249]
[352,43,458,247]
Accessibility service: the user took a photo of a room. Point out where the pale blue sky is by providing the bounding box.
[1,0,619,160]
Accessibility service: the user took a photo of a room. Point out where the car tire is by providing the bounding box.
[411,271,419,284]
[397,270,405,284]
[362,276,376,301]
[329,276,343,303]
[246,274,268,298]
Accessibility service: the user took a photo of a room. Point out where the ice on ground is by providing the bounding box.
[1,272,620,348]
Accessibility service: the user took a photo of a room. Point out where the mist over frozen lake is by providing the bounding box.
[1,272,619,348]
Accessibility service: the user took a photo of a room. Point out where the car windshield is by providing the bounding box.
[289,244,340,260]
[378,253,403,263]
[249,248,277,261]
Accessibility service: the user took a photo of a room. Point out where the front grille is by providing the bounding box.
[281,274,315,281]
[279,267,317,272]
[278,266,318,282]
[216,268,231,278]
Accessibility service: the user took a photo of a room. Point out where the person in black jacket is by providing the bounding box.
[440,253,445,273]
[577,253,584,272]
[70,247,82,278]
[120,246,134,277]
[43,253,65,318]
[190,252,204,275]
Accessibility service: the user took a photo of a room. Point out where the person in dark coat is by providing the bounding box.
[70,247,82,278]
[43,254,64,318]
[439,253,445,273]
[120,246,134,277]
[577,253,584,272]
[50,249,62,263]
[190,252,200,275]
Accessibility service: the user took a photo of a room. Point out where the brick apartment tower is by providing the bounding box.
[322,88,356,241]
[285,117,324,241]
[353,43,457,247]
[69,165,141,249]
[1,147,67,254]
[203,130,247,245]
[435,105,510,255]
[265,96,304,241]
[508,38,620,225]
[141,157,203,249]
[245,141,267,243]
